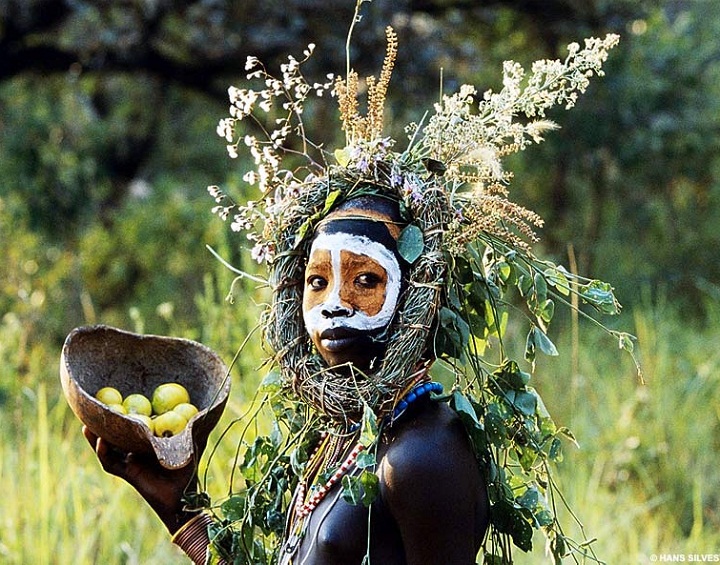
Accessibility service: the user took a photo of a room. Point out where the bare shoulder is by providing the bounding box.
[379,400,480,501]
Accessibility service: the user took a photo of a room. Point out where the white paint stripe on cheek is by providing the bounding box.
[303,232,401,333]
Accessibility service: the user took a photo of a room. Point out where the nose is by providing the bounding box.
[321,304,354,318]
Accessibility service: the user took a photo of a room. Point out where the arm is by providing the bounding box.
[83,427,224,564]
[379,405,489,565]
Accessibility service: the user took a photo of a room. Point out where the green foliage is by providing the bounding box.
[428,231,632,562]
[2,2,720,563]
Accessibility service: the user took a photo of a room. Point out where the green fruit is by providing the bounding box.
[173,402,199,421]
[96,387,123,406]
[123,393,152,416]
[129,413,154,433]
[151,383,190,415]
[153,410,187,437]
[107,403,127,415]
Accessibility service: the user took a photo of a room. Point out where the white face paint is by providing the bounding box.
[302,232,401,365]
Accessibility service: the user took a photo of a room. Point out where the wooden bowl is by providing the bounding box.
[60,325,231,469]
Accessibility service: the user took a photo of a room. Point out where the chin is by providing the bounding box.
[318,337,387,373]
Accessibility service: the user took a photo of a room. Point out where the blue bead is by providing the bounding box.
[406,392,417,403]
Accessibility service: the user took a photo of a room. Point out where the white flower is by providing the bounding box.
[245,56,259,71]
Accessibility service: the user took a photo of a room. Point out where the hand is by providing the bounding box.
[82,426,201,534]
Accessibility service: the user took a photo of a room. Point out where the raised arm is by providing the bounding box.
[82,427,224,564]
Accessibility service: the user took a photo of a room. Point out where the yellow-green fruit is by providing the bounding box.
[153,410,187,437]
[107,403,127,415]
[96,387,123,406]
[129,413,154,433]
[151,383,190,415]
[173,402,199,421]
[123,393,152,416]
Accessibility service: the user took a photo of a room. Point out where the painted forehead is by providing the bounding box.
[313,217,401,264]
[308,231,399,274]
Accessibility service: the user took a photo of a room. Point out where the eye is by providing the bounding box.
[307,275,328,290]
[355,273,382,289]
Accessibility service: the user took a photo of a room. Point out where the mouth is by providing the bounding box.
[318,327,362,352]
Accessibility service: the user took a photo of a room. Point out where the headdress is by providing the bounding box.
[205,10,635,564]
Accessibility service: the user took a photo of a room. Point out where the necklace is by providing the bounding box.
[294,380,443,518]
[281,380,444,561]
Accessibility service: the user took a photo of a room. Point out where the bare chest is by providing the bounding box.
[277,478,404,565]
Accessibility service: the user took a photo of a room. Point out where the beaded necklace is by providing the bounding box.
[280,379,443,562]
[293,380,444,518]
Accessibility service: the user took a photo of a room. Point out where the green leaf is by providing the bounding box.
[439,307,470,352]
[551,534,567,563]
[533,327,559,357]
[557,426,579,447]
[517,487,539,511]
[451,390,480,426]
[358,470,380,505]
[260,370,283,393]
[220,493,246,522]
[517,273,533,297]
[334,147,350,166]
[482,553,508,565]
[397,224,424,264]
[485,405,507,448]
[496,261,513,284]
[544,265,571,296]
[341,470,379,507]
[535,509,554,527]
[454,256,474,284]
[536,298,555,324]
[448,284,463,310]
[490,499,534,552]
[355,450,376,470]
[359,403,379,448]
[618,332,635,352]
[467,280,490,311]
[517,446,538,471]
[549,437,563,462]
[511,390,537,417]
[524,329,536,364]
[579,280,620,315]
[533,272,547,302]
[341,474,364,505]
[494,360,531,391]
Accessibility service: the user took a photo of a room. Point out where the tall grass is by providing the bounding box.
[1,286,718,564]
[515,298,720,563]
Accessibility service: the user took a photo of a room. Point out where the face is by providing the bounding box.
[302,230,401,370]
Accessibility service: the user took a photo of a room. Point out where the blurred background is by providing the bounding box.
[1,0,719,563]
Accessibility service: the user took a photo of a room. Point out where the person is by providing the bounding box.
[81,23,621,565]
[84,196,490,565]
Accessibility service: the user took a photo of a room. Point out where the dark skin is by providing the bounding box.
[84,399,489,565]
[84,208,490,563]
[279,399,489,565]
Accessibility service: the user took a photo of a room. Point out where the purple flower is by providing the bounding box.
[403,176,423,203]
[390,168,403,188]
[357,156,370,174]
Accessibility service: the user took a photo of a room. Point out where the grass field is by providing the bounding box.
[1,293,718,564]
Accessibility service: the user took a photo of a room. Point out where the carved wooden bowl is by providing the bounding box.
[60,325,230,469]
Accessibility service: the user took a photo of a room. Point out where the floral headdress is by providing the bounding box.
[205,12,635,565]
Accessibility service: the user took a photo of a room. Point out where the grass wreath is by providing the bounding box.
[264,166,450,423]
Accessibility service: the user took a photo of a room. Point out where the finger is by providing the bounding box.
[81,427,132,477]
[82,425,99,447]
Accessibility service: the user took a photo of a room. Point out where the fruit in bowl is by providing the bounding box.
[93,383,202,438]
[60,325,231,469]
